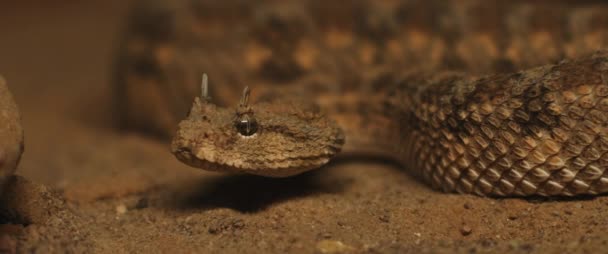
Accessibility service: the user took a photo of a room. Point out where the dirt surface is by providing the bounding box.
[1,1,608,253]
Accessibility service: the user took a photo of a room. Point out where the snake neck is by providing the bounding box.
[312,71,454,164]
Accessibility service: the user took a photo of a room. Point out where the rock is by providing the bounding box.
[316,240,355,254]
[460,225,472,236]
[463,202,473,209]
[115,204,128,215]
[0,76,23,193]
[133,197,149,209]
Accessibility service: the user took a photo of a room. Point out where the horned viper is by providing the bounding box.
[116,0,608,196]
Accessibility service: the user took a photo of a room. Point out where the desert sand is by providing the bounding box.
[0,1,607,253]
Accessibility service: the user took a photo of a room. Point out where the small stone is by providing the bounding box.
[509,240,521,249]
[463,202,473,209]
[378,214,390,223]
[232,219,245,230]
[316,240,355,254]
[460,225,472,236]
[564,210,573,215]
[520,243,534,252]
[116,204,128,214]
[508,214,518,220]
[135,197,149,209]
[208,218,245,234]
[480,238,496,247]
[208,226,220,235]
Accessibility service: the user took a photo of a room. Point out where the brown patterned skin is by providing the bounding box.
[117,0,608,196]
[391,52,608,196]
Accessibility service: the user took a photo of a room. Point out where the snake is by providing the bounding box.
[115,0,608,197]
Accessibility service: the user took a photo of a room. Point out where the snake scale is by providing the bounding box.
[116,0,608,196]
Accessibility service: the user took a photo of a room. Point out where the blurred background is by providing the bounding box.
[0,1,132,185]
[2,2,608,253]
[0,1,129,125]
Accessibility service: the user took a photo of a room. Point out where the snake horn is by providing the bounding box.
[240,86,250,107]
[201,73,211,101]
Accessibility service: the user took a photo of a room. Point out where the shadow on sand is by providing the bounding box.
[164,167,350,213]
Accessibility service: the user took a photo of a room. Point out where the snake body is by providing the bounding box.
[117,0,608,196]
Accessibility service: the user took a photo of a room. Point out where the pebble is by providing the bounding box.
[378,214,390,223]
[116,204,128,214]
[208,218,245,234]
[316,240,355,254]
[134,197,149,209]
[460,225,473,236]
[463,202,473,209]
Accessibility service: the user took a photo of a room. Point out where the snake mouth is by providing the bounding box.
[171,146,330,177]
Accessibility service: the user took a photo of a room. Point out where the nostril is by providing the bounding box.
[174,147,193,161]
[177,147,191,154]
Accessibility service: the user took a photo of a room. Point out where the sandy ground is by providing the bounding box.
[1,1,608,253]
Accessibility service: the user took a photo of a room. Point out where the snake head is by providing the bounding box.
[171,79,344,177]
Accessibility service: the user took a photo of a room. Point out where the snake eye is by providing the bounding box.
[235,115,258,136]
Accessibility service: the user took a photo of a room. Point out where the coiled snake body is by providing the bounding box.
[117,0,608,196]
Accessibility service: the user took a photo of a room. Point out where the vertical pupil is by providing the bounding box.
[241,120,250,134]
